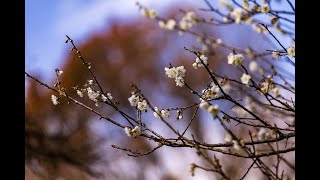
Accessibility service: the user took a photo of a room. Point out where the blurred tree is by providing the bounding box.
[25,16,225,179]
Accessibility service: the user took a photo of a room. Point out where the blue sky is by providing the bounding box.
[25,0,195,82]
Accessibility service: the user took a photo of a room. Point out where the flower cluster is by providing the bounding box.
[85,86,113,107]
[77,90,84,97]
[140,8,157,19]
[219,0,233,10]
[179,11,197,31]
[128,94,148,111]
[230,8,244,24]
[259,76,276,95]
[153,107,171,119]
[101,93,113,102]
[137,100,148,112]
[158,19,176,30]
[192,55,208,69]
[257,128,272,141]
[124,126,142,137]
[51,95,59,105]
[227,53,244,66]
[88,79,94,85]
[201,84,220,100]
[87,87,100,101]
[164,66,186,87]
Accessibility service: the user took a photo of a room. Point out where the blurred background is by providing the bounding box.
[25,0,294,179]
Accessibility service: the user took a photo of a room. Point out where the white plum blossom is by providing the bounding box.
[153,107,161,118]
[219,0,233,10]
[224,133,232,143]
[101,94,108,102]
[257,128,271,141]
[192,63,198,69]
[260,82,269,94]
[176,66,186,78]
[270,16,278,24]
[158,21,166,29]
[87,87,100,101]
[137,100,148,112]
[179,20,189,30]
[202,84,220,100]
[223,17,230,22]
[56,69,63,76]
[179,11,196,30]
[165,67,177,78]
[261,4,270,13]
[199,100,220,117]
[124,126,142,137]
[199,100,210,110]
[287,47,295,57]
[107,93,113,100]
[207,104,220,116]
[76,90,84,97]
[159,19,176,30]
[177,110,183,120]
[51,95,59,105]
[227,53,244,66]
[153,107,170,119]
[175,76,185,87]
[95,101,101,107]
[231,8,244,24]
[216,38,222,44]
[124,127,131,136]
[161,109,170,118]
[128,94,139,107]
[219,0,227,6]
[232,140,241,150]
[272,87,280,97]
[193,55,208,69]
[131,126,142,136]
[166,19,176,30]
[272,51,281,59]
[101,93,113,102]
[249,61,258,72]
[88,80,94,85]
[140,9,157,19]
[165,66,186,87]
[241,74,251,85]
